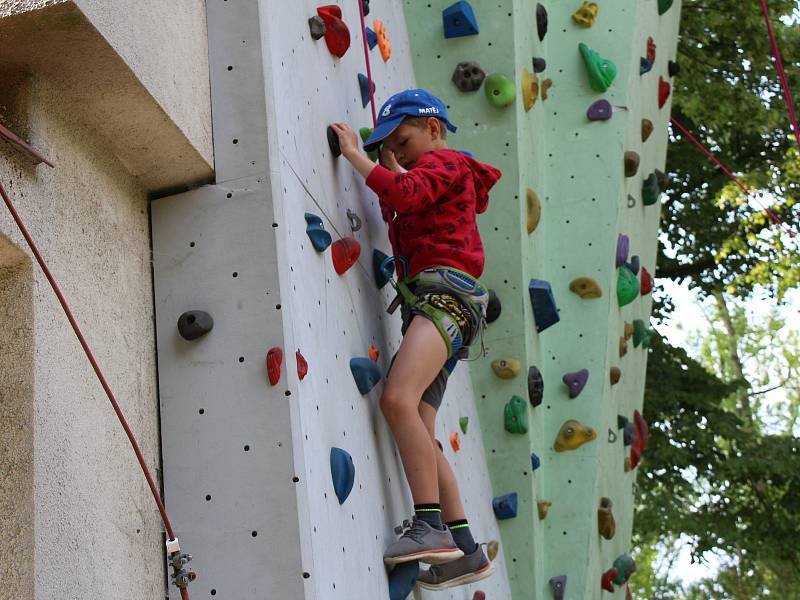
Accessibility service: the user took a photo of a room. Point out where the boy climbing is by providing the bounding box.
[330,88,501,591]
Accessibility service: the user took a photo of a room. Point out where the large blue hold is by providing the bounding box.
[528,279,560,332]
[350,357,382,395]
[365,26,378,49]
[442,1,479,38]
[330,447,355,504]
[492,492,518,520]
[304,212,332,252]
[388,560,420,600]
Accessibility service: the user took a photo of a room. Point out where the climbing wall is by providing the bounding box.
[152,1,511,598]
[404,0,681,598]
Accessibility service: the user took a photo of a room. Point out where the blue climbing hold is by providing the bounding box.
[492,492,518,520]
[305,212,332,252]
[531,452,541,471]
[442,0,479,38]
[640,57,653,75]
[365,26,378,49]
[388,560,419,600]
[529,279,560,332]
[330,447,355,504]
[623,421,635,446]
[350,357,382,394]
[358,73,375,108]
[373,249,394,289]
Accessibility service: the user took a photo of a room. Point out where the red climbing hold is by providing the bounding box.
[602,568,618,592]
[331,237,361,275]
[266,347,283,386]
[630,409,650,469]
[368,344,380,361]
[640,266,653,295]
[658,76,671,108]
[646,37,656,64]
[473,592,486,600]
[296,350,308,380]
[317,5,350,58]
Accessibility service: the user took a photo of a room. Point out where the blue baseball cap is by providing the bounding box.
[363,88,457,152]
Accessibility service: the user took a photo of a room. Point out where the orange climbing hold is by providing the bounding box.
[296,350,308,380]
[521,68,539,112]
[331,237,361,274]
[317,5,350,58]
[266,347,283,386]
[368,344,380,361]
[537,500,552,520]
[373,19,392,62]
[450,431,461,452]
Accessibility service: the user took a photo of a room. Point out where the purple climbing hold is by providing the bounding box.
[533,56,547,73]
[562,369,589,399]
[528,365,544,406]
[550,575,567,600]
[587,99,612,121]
[615,234,630,267]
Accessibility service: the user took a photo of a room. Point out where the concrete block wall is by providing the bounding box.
[404,1,681,598]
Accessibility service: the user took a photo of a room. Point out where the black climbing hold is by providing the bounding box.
[452,61,486,92]
[177,310,213,341]
[372,249,394,289]
[442,1,480,38]
[486,289,501,323]
[536,3,548,41]
[623,421,635,446]
[327,125,341,157]
[532,56,547,73]
[361,0,370,16]
[528,279,560,332]
[528,366,544,406]
[308,15,326,41]
[625,255,640,275]
[642,172,661,205]
[640,57,653,75]
[668,59,680,77]
[550,575,567,600]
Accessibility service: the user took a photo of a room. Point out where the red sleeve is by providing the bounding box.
[365,153,460,214]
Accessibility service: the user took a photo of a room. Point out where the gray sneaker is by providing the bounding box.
[416,544,495,590]
[383,518,464,566]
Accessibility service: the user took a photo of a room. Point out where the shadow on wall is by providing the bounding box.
[0,231,33,600]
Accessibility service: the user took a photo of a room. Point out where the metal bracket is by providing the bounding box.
[346,208,362,232]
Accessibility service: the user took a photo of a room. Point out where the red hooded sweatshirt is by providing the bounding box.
[365,148,502,279]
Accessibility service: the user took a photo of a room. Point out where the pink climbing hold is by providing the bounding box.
[331,238,361,274]
[646,36,656,64]
[658,76,671,108]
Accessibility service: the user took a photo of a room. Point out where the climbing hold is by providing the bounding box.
[327,125,342,158]
[536,3,548,41]
[486,289,501,323]
[316,5,350,58]
[473,592,486,600]
[450,431,461,452]
[358,73,375,108]
[529,279,560,332]
[624,322,634,340]
[610,367,621,385]
[487,539,499,561]
[442,0,480,38]
[492,358,522,379]
[619,336,628,357]
[640,267,653,295]
[266,347,283,386]
[579,43,617,92]
[617,266,639,307]
[624,456,632,472]
[626,585,633,600]
[460,416,469,434]
[532,56,547,73]
[631,409,650,468]
[617,414,629,430]
[569,277,603,299]
[655,169,670,191]
[349,357,381,394]
[626,255,640,275]
[484,73,516,108]
[346,208,362,232]
[537,501,552,520]
[633,319,647,348]
[627,194,637,208]
[657,0,674,15]
[608,428,618,443]
[388,560,419,600]
[562,369,589,399]
[668,59,680,77]
[587,99,612,121]
[639,57,653,76]
[572,2,599,27]
[452,61,486,92]
[541,78,553,101]
[361,0,370,16]
[528,366,544,406]
[331,238,361,275]
[624,151,640,177]
[308,15,326,41]
[642,172,660,206]
[373,19,391,62]
[646,36,657,64]
[641,118,654,142]
[527,188,541,234]
[359,127,379,161]
[368,345,380,363]
[550,575,567,600]
[365,26,378,49]
[521,68,539,112]
[492,492,518,520]
[372,249,394,289]
[330,447,355,504]
[504,395,528,434]
[177,310,213,341]
[554,420,597,452]
[296,351,308,380]
[598,497,616,539]
[616,234,630,267]
[623,421,635,446]
[601,568,618,592]
[612,554,637,585]
[658,76,671,108]
[531,452,541,471]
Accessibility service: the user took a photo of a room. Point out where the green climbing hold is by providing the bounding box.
[504,395,528,434]
[460,416,469,434]
[633,319,647,347]
[359,127,379,161]
[579,43,617,92]
[657,0,674,15]
[612,553,637,585]
[617,266,639,307]
[642,172,661,205]
[484,73,516,108]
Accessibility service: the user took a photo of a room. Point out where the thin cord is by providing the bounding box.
[357,0,378,127]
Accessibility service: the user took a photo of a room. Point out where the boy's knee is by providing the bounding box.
[380,390,412,421]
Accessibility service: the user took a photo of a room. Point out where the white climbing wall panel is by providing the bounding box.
[152,1,512,598]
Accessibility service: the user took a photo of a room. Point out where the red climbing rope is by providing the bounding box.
[357,0,378,128]
[759,0,800,151]
[670,117,797,238]
[0,178,191,600]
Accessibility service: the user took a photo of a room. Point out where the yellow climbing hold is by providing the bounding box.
[572,2,599,27]
[487,539,499,561]
[521,68,539,112]
[527,188,541,234]
[624,321,634,340]
[569,277,603,299]
[554,419,597,452]
[541,78,553,101]
[537,501,552,520]
[492,358,522,379]
[624,456,632,472]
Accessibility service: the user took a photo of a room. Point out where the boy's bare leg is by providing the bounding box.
[419,402,466,522]
[381,316,448,503]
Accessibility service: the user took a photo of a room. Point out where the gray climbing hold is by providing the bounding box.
[177,310,213,341]
[452,61,486,92]
[308,15,326,40]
